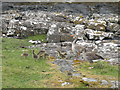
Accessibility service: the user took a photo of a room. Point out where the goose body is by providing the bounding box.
[37,50,49,58]
[32,50,39,59]
[21,53,29,57]
[37,50,45,57]
[72,37,84,59]
[82,50,104,63]
[56,50,66,59]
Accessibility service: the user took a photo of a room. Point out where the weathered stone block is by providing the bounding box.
[47,34,61,43]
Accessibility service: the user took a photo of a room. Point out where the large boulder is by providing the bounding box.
[87,19,107,31]
[47,22,74,43]
[107,23,120,32]
[97,41,119,59]
[6,29,15,37]
[85,29,114,40]
[72,24,87,40]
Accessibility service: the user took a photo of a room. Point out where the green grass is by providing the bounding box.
[1,35,119,88]
[2,49,52,88]
[92,61,118,77]
[2,35,53,88]
[2,38,31,50]
[25,34,47,43]
[78,61,119,77]
[1,36,88,88]
[2,34,47,50]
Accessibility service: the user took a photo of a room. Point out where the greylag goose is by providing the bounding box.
[71,35,85,59]
[56,50,67,59]
[21,53,29,57]
[82,49,104,63]
[37,50,49,58]
[32,50,39,60]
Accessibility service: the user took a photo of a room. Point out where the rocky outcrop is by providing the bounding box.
[1,3,119,41]
[2,2,119,63]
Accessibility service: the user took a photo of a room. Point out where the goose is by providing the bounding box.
[32,50,39,60]
[56,50,67,59]
[82,49,104,63]
[43,52,49,58]
[70,35,85,59]
[21,53,29,57]
[37,50,45,55]
[37,50,49,58]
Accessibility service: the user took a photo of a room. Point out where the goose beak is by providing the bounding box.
[70,35,74,37]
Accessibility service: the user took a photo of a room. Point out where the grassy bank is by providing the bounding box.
[2,35,53,88]
[1,35,119,88]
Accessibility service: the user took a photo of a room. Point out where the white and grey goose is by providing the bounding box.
[70,35,85,59]
[82,49,104,63]
[70,35,104,62]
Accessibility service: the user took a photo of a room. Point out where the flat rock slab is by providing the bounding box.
[82,77,98,82]
[52,59,74,73]
[72,73,82,77]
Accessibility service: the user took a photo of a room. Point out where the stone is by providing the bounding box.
[110,81,119,88]
[47,34,61,43]
[108,16,119,23]
[85,29,114,40]
[87,19,106,31]
[20,26,27,31]
[82,78,97,82]
[92,59,103,62]
[28,40,41,44]
[76,41,98,52]
[52,59,74,73]
[72,73,81,77]
[61,82,70,86]
[107,23,120,32]
[60,66,74,73]
[107,58,120,65]
[72,24,86,40]
[52,15,69,22]
[60,33,73,42]
[6,29,15,36]
[23,20,33,28]
[101,80,109,85]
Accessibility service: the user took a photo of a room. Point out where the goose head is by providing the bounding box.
[70,35,81,44]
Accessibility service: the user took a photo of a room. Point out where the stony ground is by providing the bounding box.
[1,2,120,88]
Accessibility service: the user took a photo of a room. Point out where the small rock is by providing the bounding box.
[72,73,81,77]
[61,82,70,86]
[110,81,119,88]
[107,58,120,65]
[58,80,63,82]
[20,26,27,31]
[101,80,109,85]
[82,78,97,82]
[28,40,41,44]
[88,67,94,69]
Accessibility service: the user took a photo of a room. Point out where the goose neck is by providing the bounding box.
[73,38,78,44]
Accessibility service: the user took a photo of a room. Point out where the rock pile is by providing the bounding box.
[1,3,119,41]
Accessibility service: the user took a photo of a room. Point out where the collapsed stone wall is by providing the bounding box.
[1,2,119,42]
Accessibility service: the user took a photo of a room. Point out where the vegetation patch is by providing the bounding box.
[2,37,119,88]
[75,61,118,77]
